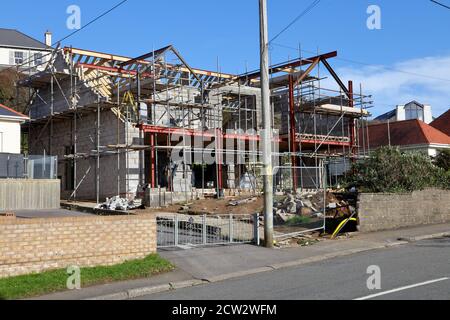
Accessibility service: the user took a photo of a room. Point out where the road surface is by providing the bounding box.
[136,236,450,300]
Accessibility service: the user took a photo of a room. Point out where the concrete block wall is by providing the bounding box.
[151,86,220,129]
[30,81,100,120]
[29,110,138,201]
[0,179,60,210]
[358,189,450,232]
[0,215,156,278]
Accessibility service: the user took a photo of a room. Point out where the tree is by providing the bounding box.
[0,69,29,113]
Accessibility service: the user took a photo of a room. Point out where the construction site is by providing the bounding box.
[19,44,372,220]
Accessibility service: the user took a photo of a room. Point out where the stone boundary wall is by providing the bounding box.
[0,179,60,211]
[358,188,450,232]
[0,215,156,278]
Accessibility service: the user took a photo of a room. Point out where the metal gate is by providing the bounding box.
[157,213,260,248]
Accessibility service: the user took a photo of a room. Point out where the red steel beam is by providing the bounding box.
[141,125,350,147]
[348,80,357,157]
[150,133,156,188]
[239,51,337,81]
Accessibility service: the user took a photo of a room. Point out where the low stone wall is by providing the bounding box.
[358,189,450,232]
[0,215,156,278]
[0,179,60,211]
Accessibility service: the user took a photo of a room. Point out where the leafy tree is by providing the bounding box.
[0,69,29,112]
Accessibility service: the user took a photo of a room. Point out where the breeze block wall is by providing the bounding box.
[358,188,450,232]
[0,215,156,278]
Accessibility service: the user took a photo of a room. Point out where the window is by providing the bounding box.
[14,51,24,65]
[34,52,43,66]
[405,103,424,121]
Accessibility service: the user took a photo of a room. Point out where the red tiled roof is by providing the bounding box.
[361,119,450,149]
[431,109,450,136]
[0,103,29,119]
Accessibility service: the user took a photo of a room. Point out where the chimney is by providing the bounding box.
[423,104,433,124]
[45,31,52,47]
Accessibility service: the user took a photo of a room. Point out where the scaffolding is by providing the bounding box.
[19,44,372,204]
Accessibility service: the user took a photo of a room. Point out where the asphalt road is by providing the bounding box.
[136,237,450,300]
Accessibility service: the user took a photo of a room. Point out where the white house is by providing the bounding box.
[0,104,29,154]
[374,101,434,124]
[0,28,53,72]
[363,119,450,157]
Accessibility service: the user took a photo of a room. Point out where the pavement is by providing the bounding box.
[12,209,93,219]
[33,222,450,300]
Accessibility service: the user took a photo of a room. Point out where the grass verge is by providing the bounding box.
[0,254,174,300]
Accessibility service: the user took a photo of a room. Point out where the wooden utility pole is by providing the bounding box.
[259,0,274,248]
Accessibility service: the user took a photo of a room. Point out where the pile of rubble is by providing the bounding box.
[273,191,356,224]
[274,233,321,248]
[274,192,322,223]
[95,196,143,211]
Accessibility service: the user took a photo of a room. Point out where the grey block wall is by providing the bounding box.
[29,110,140,201]
[358,189,450,232]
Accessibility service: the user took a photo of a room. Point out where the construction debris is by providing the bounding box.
[228,197,258,207]
[95,196,143,211]
[274,233,322,248]
[273,190,357,225]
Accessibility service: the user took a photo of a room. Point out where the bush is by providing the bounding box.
[434,149,450,172]
[344,147,450,193]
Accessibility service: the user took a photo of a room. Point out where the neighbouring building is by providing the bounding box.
[374,101,433,124]
[362,119,450,157]
[0,103,28,154]
[0,28,52,72]
[431,109,450,137]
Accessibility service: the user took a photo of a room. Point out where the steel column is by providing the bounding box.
[150,133,156,188]
[348,81,356,157]
[288,75,298,191]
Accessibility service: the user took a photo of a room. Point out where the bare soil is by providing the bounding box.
[138,196,264,216]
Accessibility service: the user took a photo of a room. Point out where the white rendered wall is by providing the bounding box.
[0,119,21,154]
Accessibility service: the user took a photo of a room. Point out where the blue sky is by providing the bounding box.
[2,0,450,117]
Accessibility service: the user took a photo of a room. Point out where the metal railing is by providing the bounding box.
[157,213,259,248]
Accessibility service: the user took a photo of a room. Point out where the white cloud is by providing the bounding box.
[324,55,450,118]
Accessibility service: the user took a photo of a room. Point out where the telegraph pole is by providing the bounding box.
[259,0,274,248]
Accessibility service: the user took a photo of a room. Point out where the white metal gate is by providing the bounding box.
[157,213,260,248]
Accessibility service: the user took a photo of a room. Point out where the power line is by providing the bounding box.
[272,42,450,83]
[0,0,130,75]
[269,0,321,44]
[57,0,129,45]
[431,0,450,10]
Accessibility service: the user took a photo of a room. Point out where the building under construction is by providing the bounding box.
[20,45,371,205]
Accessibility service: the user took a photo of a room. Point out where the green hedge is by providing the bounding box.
[345,147,450,193]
